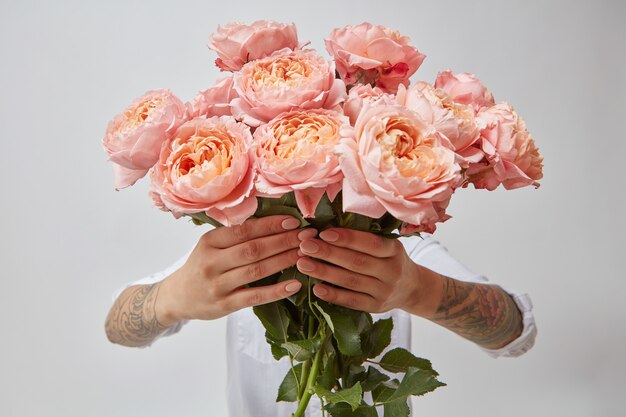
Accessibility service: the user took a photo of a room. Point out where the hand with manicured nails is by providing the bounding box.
[155,215,318,325]
[296,228,427,315]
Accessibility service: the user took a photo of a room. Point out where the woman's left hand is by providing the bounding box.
[296,228,424,314]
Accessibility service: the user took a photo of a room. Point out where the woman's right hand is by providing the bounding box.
[155,215,317,325]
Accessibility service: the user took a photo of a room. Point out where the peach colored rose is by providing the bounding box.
[325,23,425,93]
[192,77,236,118]
[102,89,190,190]
[208,20,299,72]
[253,109,347,217]
[149,116,257,226]
[396,82,482,164]
[338,103,463,232]
[231,49,346,127]
[434,70,495,112]
[343,84,394,125]
[464,103,544,190]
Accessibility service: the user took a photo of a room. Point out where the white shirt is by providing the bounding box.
[111,233,536,417]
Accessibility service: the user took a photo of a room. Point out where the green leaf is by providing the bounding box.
[345,364,366,388]
[350,213,373,231]
[313,192,336,221]
[317,351,339,390]
[371,380,399,404]
[253,302,290,342]
[324,402,379,417]
[269,340,289,360]
[362,318,393,359]
[276,363,303,402]
[254,204,310,227]
[281,337,321,362]
[378,348,436,375]
[388,367,446,400]
[383,398,410,417]
[185,212,223,228]
[314,302,362,356]
[315,382,363,411]
[361,366,390,392]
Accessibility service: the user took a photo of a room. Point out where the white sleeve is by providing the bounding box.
[399,233,537,358]
[110,247,195,348]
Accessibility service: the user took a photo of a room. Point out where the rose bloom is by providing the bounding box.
[231,48,346,127]
[253,109,347,218]
[464,103,544,191]
[396,82,482,164]
[434,70,495,113]
[208,20,299,72]
[102,89,190,190]
[343,84,394,125]
[149,116,257,226]
[191,77,236,118]
[338,104,463,232]
[325,22,425,93]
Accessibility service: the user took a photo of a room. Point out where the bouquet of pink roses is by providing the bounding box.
[102,20,543,417]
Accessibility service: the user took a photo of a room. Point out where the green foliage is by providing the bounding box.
[378,348,436,375]
[277,363,303,402]
[315,382,363,411]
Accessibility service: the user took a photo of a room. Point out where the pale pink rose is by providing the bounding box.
[434,70,495,112]
[149,116,257,226]
[231,49,346,127]
[102,89,190,190]
[253,109,347,217]
[338,104,463,232]
[192,77,236,118]
[325,23,425,93]
[396,82,482,164]
[464,103,544,190]
[343,84,394,125]
[208,20,299,72]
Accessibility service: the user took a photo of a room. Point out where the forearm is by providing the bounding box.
[105,280,179,348]
[405,265,523,350]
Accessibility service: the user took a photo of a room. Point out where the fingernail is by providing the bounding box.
[298,228,318,240]
[285,281,302,293]
[300,240,319,254]
[319,230,339,242]
[297,258,315,272]
[282,218,300,230]
[313,285,328,296]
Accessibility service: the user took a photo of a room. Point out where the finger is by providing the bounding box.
[299,238,384,277]
[296,256,384,297]
[219,227,317,271]
[204,215,303,249]
[226,279,303,312]
[312,283,378,313]
[318,228,398,258]
[219,248,300,290]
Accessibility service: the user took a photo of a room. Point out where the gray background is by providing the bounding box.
[1,0,625,416]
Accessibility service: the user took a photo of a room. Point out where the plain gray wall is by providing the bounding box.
[1,0,625,416]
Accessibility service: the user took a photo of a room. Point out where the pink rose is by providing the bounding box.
[102,89,190,190]
[343,84,394,125]
[338,104,463,232]
[396,82,482,163]
[192,77,236,118]
[231,49,346,127]
[149,116,257,226]
[434,70,495,112]
[253,109,347,217]
[325,23,425,93]
[464,103,544,190]
[208,20,299,72]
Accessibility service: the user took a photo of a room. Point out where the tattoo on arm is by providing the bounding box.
[105,283,171,348]
[432,277,523,349]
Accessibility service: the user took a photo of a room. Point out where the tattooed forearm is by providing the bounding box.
[431,277,523,349]
[105,283,172,348]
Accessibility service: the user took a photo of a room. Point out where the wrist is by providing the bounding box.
[154,272,185,327]
[401,263,444,319]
